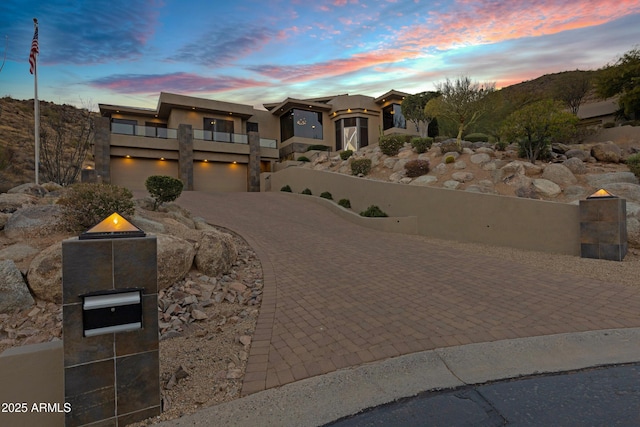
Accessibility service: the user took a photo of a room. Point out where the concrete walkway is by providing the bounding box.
[174,191,640,400]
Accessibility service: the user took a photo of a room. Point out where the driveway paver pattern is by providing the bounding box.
[175,192,640,396]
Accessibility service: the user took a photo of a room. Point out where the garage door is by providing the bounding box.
[110,157,179,191]
[193,161,247,192]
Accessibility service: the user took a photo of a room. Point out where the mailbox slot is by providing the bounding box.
[81,289,143,337]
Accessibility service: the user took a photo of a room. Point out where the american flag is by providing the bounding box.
[29,24,38,75]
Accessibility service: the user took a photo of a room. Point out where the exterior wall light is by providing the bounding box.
[80,212,145,239]
[587,188,616,199]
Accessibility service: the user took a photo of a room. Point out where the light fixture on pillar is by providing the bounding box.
[587,189,616,199]
[80,212,145,240]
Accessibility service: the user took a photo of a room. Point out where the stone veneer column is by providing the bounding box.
[248,131,261,192]
[579,196,627,261]
[62,236,160,426]
[178,124,194,191]
[93,117,111,184]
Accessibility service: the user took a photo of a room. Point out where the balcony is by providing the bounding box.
[110,124,277,149]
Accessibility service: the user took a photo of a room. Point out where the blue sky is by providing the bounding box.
[1,0,639,110]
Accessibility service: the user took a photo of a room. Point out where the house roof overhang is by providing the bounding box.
[373,89,410,105]
[265,97,335,116]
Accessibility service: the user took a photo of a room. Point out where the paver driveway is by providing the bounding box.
[175,191,640,396]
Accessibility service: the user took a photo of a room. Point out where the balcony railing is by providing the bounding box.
[111,123,177,139]
[110,124,277,148]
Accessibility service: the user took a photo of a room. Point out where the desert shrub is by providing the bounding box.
[494,140,508,151]
[404,159,430,178]
[464,133,489,143]
[410,137,433,154]
[626,153,640,177]
[301,188,312,195]
[360,205,388,217]
[338,198,351,209]
[145,175,184,211]
[378,135,405,156]
[58,183,135,231]
[602,122,616,128]
[340,150,354,160]
[621,120,640,127]
[281,185,292,192]
[440,140,463,154]
[351,158,372,176]
[445,155,456,164]
[306,144,331,152]
[297,156,311,162]
[320,191,333,200]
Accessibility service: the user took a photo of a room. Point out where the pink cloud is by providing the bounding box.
[396,0,640,51]
[90,72,269,95]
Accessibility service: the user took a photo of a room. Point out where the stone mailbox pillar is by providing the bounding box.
[579,189,627,261]
[62,213,160,426]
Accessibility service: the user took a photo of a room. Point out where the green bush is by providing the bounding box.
[281,185,292,192]
[351,158,372,176]
[440,140,463,154]
[602,122,616,128]
[445,155,455,164]
[464,133,489,143]
[626,153,640,177]
[378,135,405,156]
[360,205,388,217]
[338,198,351,209]
[297,156,311,162]
[58,183,135,231]
[410,137,433,154]
[340,150,354,160]
[145,175,184,210]
[404,159,430,178]
[494,140,508,151]
[301,188,312,195]
[306,144,331,152]
[320,191,333,200]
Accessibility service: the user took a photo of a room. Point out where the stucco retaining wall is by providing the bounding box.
[268,167,581,255]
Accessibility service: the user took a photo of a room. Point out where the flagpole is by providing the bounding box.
[33,18,39,185]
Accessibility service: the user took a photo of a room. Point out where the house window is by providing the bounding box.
[145,122,168,138]
[280,109,323,142]
[204,117,234,142]
[382,104,406,130]
[247,122,259,133]
[111,118,137,135]
[335,117,368,151]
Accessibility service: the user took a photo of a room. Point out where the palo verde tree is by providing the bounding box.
[553,71,593,115]
[501,99,578,162]
[401,91,439,137]
[424,76,495,148]
[596,47,640,119]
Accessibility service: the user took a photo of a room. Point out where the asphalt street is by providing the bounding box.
[327,363,640,427]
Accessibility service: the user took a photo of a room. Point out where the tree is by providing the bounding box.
[145,175,184,210]
[401,91,439,137]
[39,103,95,186]
[553,71,593,115]
[424,76,495,148]
[501,99,578,162]
[596,47,640,119]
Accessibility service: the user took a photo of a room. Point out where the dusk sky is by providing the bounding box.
[1,0,639,110]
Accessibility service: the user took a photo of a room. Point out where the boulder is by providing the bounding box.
[451,172,474,183]
[442,151,460,160]
[392,159,408,172]
[586,172,638,188]
[522,162,543,176]
[443,180,460,190]
[434,163,447,175]
[3,205,63,239]
[383,158,397,169]
[565,149,590,162]
[515,185,540,199]
[563,157,587,175]
[564,185,588,200]
[0,193,38,213]
[131,215,166,234]
[409,175,438,186]
[541,163,577,186]
[7,183,48,197]
[0,243,40,264]
[591,142,622,163]
[27,241,63,303]
[157,234,196,290]
[533,179,562,198]
[475,147,494,155]
[503,173,532,188]
[194,230,238,278]
[552,143,570,154]
[0,259,35,313]
[397,149,413,159]
[388,171,405,183]
[0,212,9,229]
[501,161,525,176]
[453,160,467,170]
[470,153,491,165]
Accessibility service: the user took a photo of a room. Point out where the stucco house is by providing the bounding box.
[95,90,418,192]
